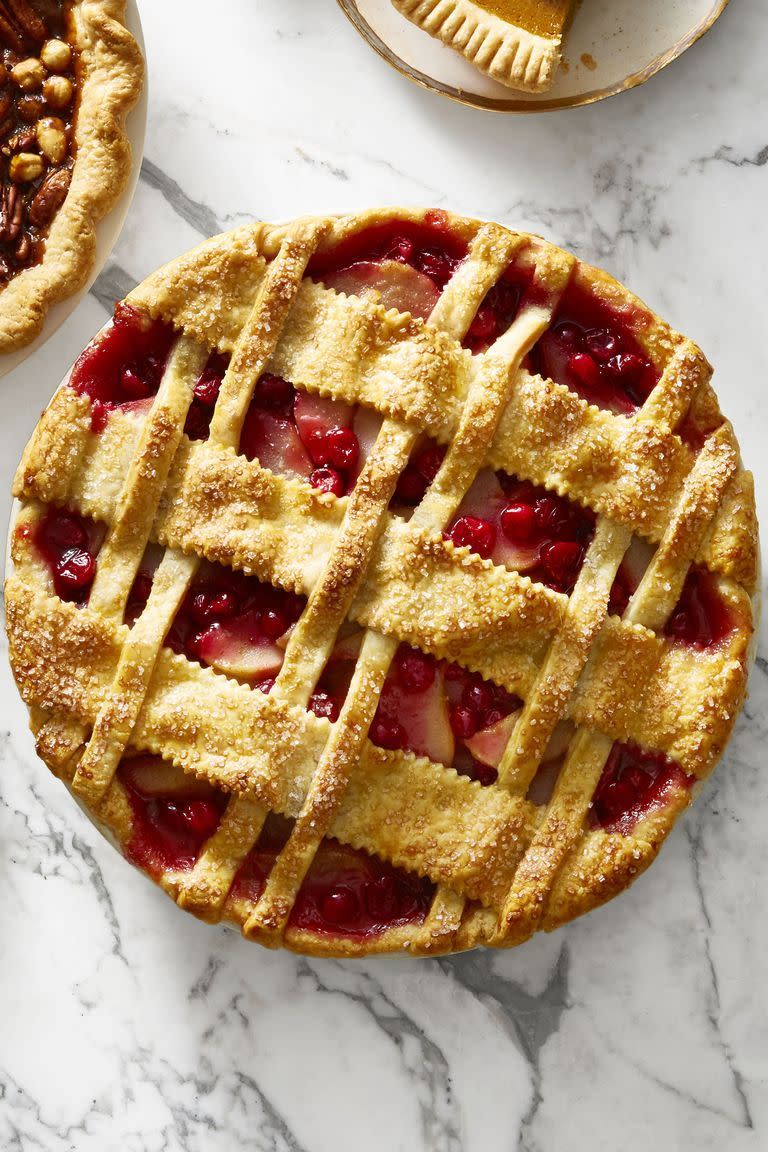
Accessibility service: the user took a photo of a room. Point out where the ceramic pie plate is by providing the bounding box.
[0,0,147,381]
[337,0,730,112]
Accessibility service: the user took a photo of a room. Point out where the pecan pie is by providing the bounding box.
[0,0,142,353]
[6,208,758,957]
[390,0,577,91]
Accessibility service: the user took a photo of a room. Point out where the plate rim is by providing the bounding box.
[337,0,731,114]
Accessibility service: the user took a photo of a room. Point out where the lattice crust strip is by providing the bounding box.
[6,208,758,958]
[241,227,552,945]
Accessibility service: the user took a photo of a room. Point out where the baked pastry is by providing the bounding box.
[0,0,143,353]
[6,207,758,958]
[390,0,576,92]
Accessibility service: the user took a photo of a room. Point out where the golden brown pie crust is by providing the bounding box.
[390,0,576,92]
[0,0,143,355]
[5,208,759,957]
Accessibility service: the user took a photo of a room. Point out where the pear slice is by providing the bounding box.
[197,615,285,684]
[240,409,313,480]
[378,667,454,766]
[465,709,521,768]
[294,390,354,447]
[322,259,440,321]
[122,755,218,799]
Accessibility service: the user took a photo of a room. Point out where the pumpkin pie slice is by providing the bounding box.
[391,0,577,92]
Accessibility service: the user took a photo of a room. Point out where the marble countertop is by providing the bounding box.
[1,1,767,1148]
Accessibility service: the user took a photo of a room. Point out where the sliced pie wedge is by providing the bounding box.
[390,0,577,93]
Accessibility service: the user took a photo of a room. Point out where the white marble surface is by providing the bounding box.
[1,1,767,1149]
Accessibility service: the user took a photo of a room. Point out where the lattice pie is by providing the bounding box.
[390,0,576,92]
[6,208,758,956]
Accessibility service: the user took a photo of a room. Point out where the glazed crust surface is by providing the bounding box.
[0,0,143,354]
[6,208,758,957]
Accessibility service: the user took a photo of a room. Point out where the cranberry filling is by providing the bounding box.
[183,351,229,441]
[120,756,227,875]
[608,555,734,650]
[607,560,635,617]
[445,472,595,594]
[69,303,175,432]
[307,211,467,296]
[463,263,534,354]
[392,440,446,509]
[675,405,725,453]
[32,507,101,602]
[238,374,385,499]
[236,387,448,513]
[126,559,305,685]
[527,284,659,415]
[665,567,735,650]
[232,814,434,939]
[311,633,522,785]
[592,742,692,834]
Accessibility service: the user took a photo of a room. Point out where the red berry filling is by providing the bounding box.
[183,352,230,441]
[607,553,734,651]
[445,472,595,594]
[312,632,522,784]
[308,212,467,300]
[665,567,735,650]
[126,559,305,685]
[463,263,534,354]
[447,515,497,559]
[69,303,175,432]
[32,508,102,603]
[120,756,228,875]
[238,375,383,499]
[676,408,724,453]
[232,814,434,939]
[592,742,692,834]
[607,560,635,617]
[527,285,659,415]
[392,440,446,509]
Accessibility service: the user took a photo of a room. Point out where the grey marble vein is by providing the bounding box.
[300,959,462,1151]
[139,157,222,238]
[294,147,350,183]
[685,820,754,1130]
[90,261,139,314]
[440,948,569,1149]
[696,144,768,170]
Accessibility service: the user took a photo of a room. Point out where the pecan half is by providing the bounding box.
[0,2,25,51]
[28,164,70,228]
[16,94,44,123]
[4,125,35,152]
[6,0,46,43]
[14,229,30,262]
[0,182,22,243]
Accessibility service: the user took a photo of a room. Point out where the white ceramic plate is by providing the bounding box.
[338,0,730,112]
[0,0,147,380]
